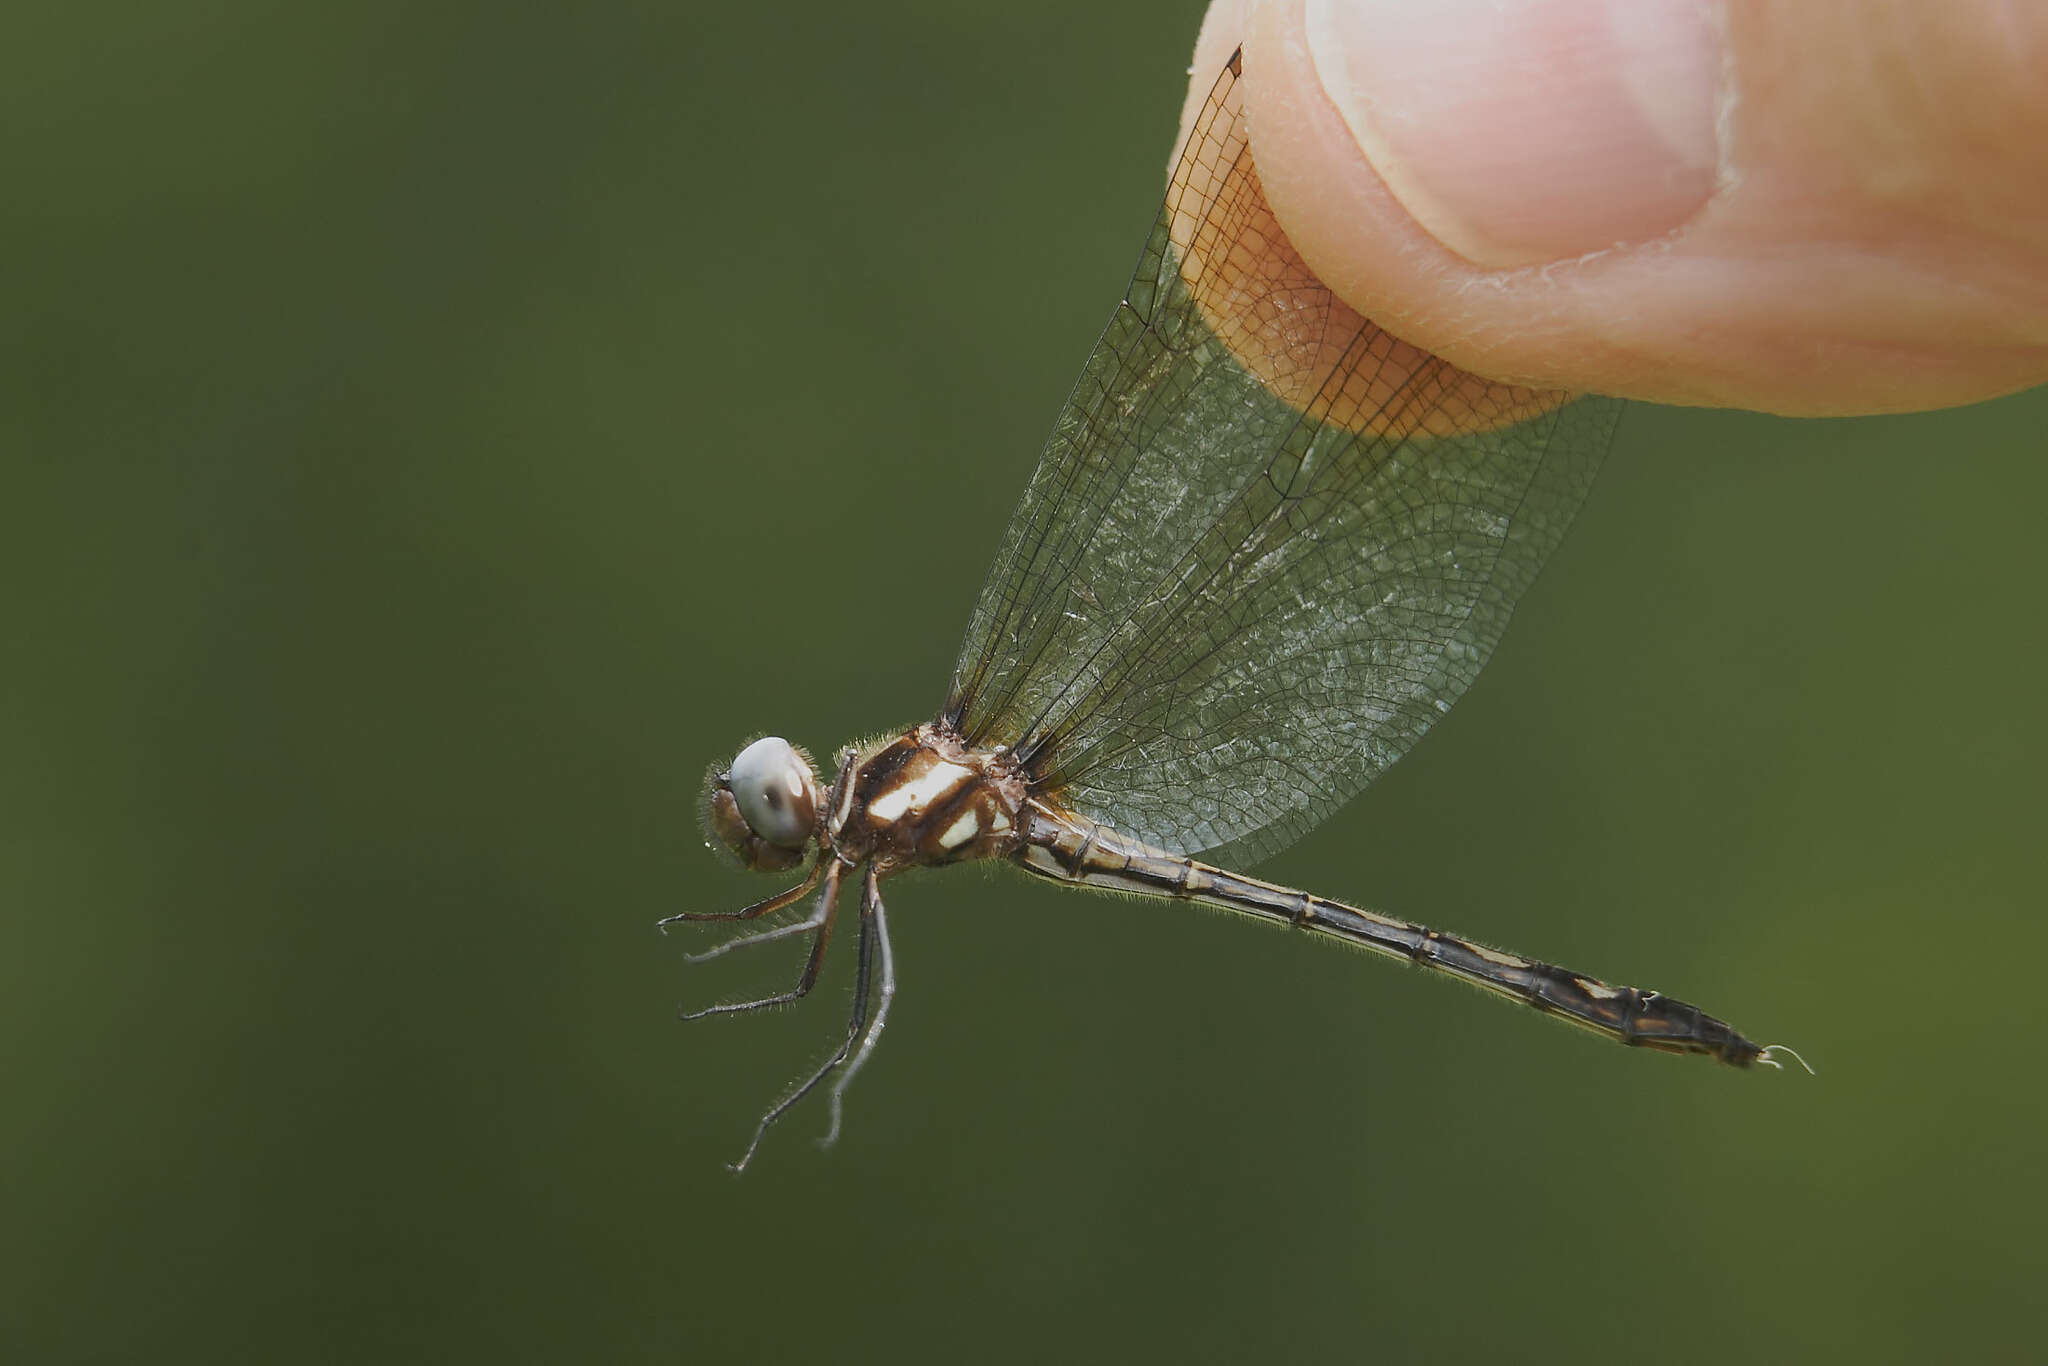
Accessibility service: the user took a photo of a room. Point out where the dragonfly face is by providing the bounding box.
[702,735,819,873]
[671,47,1798,1173]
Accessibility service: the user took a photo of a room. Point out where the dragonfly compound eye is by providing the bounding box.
[707,736,819,870]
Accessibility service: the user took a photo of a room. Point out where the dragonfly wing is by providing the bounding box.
[945,50,1618,866]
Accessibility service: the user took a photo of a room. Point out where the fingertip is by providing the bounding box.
[1234,0,1625,392]
[1304,0,1722,271]
[1207,0,2048,413]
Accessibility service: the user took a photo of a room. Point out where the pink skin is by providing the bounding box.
[1184,0,2048,415]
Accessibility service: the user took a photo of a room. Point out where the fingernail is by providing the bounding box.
[1306,0,1725,269]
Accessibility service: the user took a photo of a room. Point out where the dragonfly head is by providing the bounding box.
[703,735,821,872]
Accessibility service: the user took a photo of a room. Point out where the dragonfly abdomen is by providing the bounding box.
[1016,805,1765,1067]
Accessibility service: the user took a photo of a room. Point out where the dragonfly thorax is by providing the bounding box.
[833,723,1028,871]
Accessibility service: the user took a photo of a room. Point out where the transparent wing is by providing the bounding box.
[944,50,1619,867]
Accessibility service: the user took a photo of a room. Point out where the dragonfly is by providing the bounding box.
[670,48,1802,1172]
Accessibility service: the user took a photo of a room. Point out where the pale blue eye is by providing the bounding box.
[728,737,815,849]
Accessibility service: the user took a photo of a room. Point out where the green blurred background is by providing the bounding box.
[7,1,2045,1360]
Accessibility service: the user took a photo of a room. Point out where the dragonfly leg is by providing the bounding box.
[657,861,822,932]
[822,872,895,1149]
[681,903,828,965]
[728,864,883,1173]
[679,861,842,1022]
